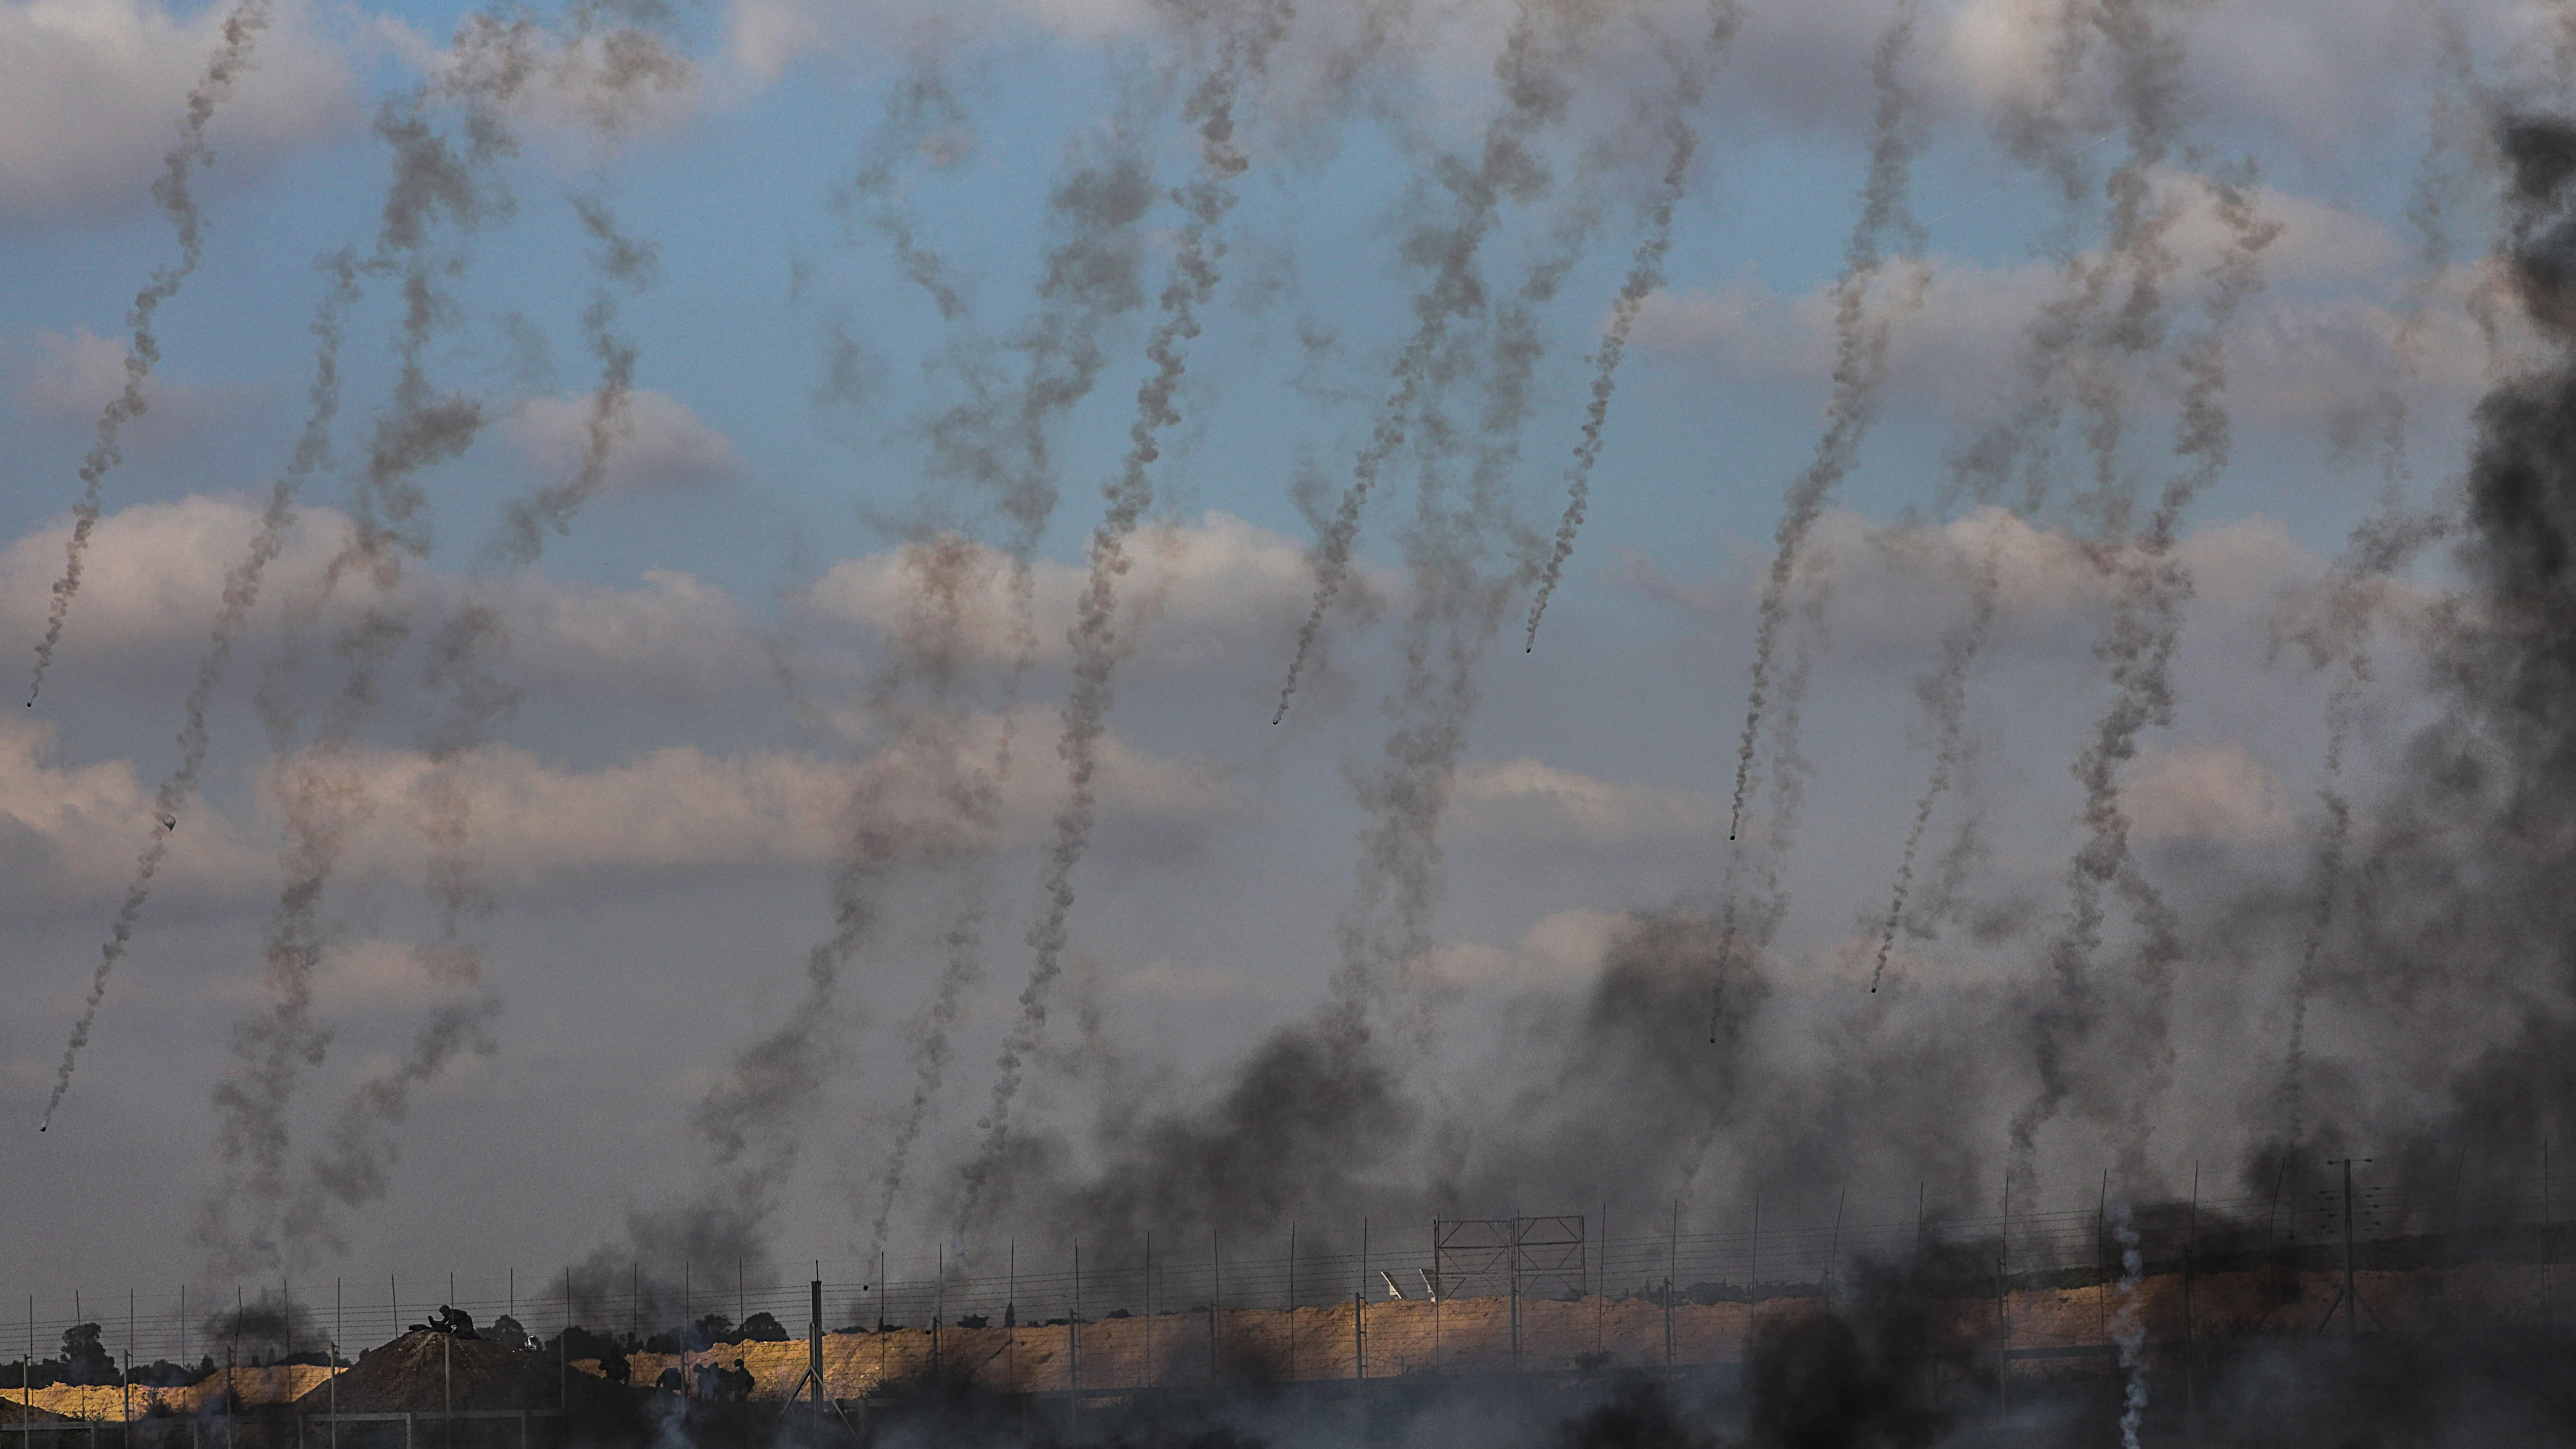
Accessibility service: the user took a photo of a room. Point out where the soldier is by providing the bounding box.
[598,1345,631,1386]
[654,1365,684,1396]
[728,1359,752,1401]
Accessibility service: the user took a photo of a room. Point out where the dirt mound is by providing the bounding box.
[3,1401,70,1425]
[294,1334,621,1414]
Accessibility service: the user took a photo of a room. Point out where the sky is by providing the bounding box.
[2,0,2571,1354]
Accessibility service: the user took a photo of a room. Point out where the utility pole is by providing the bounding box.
[1354,1218,1366,1385]
[1997,1172,2011,1419]
[1286,1225,1296,1384]
[1827,1190,1845,1298]
[1663,1202,1676,1370]
[2323,1157,2374,1336]
[2184,1163,2198,1419]
[2544,1139,2556,1327]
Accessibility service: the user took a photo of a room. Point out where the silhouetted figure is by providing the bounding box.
[654,1366,684,1395]
[598,1347,630,1386]
[423,1306,480,1339]
[728,1360,752,1401]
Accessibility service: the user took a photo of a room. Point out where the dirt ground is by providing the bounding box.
[15,1259,2558,1418]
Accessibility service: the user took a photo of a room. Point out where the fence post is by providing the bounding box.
[1664,1203,1675,1371]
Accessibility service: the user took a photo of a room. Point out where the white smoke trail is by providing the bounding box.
[2112,1204,2147,1449]
[29,0,272,706]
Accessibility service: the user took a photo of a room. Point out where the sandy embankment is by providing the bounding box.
[17,1261,2557,1419]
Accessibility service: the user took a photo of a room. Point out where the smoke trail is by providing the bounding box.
[2276,35,2469,1147]
[954,6,1282,1255]
[859,552,1022,1256]
[834,59,976,325]
[2110,1203,2147,1449]
[864,868,994,1259]
[664,54,1167,1274]
[1721,0,1927,838]
[491,198,655,566]
[43,69,518,1126]
[1324,201,1603,1049]
[1521,112,1696,653]
[173,39,534,1238]
[2013,165,2278,1168]
[28,0,271,705]
[1269,0,1620,724]
[1868,520,2002,994]
[280,951,501,1253]
[37,258,364,1138]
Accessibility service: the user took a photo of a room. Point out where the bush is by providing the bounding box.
[737,1313,788,1343]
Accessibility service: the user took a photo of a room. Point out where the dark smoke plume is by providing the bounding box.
[1720,0,1927,842]
[27,0,270,706]
[1270,0,1603,724]
[41,255,363,1138]
[1521,112,1695,654]
[954,5,1282,1258]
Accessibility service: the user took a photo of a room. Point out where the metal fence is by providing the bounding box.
[8,1157,2572,1410]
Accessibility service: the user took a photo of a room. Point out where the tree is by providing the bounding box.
[60,1324,117,1387]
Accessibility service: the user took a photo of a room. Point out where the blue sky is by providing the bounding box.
[0,0,2555,1342]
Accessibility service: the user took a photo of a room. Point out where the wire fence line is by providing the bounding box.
[8,1160,2570,1382]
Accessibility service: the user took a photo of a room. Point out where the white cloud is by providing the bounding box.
[0,0,354,221]
[1449,758,1719,847]
[0,702,1240,910]
[1634,171,2500,425]
[16,324,241,435]
[505,390,737,496]
[20,326,134,420]
[2121,741,2297,846]
[1420,908,1629,992]
[802,511,1327,669]
[0,716,268,903]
